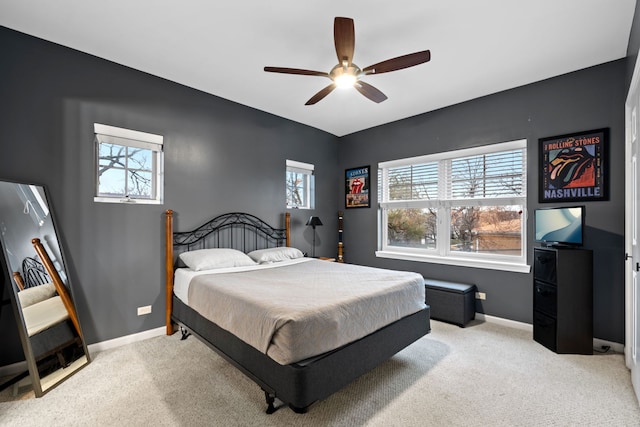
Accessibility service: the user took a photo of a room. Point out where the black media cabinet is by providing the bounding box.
[533,246,593,354]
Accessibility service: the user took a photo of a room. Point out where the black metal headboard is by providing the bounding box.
[22,256,51,289]
[170,211,290,262]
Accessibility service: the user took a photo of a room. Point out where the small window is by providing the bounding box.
[94,124,164,204]
[286,160,315,209]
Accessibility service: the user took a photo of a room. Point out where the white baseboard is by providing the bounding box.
[87,326,166,354]
[593,337,625,354]
[476,313,624,353]
[475,313,532,331]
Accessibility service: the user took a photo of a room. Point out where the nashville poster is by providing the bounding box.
[539,128,608,203]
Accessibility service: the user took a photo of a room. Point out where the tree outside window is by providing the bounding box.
[98,143,154,199]
[379,140,527,267]
[94,124,163,205]
[286,160,314,209]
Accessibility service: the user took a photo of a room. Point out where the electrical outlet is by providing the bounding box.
[137,305,152,316]
[475,292,486,300]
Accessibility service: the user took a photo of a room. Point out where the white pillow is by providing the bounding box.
[248,247,304,264]
[179,248,256,271]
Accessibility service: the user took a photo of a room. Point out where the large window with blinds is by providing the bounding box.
[377,140,528,272]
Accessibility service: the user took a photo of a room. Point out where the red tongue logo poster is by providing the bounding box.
[345,166,370,208]
[350,178,364,193]
[539,128,608,203]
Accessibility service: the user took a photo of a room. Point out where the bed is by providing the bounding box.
[164,210,430,413]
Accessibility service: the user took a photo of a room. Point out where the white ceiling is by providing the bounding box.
[0,0,636,136]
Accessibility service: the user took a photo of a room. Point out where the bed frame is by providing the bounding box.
[164,209,431,413]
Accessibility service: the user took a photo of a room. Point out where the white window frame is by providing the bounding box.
[93,123,164,205]
[286,159,315,210]
[376,140,530,273]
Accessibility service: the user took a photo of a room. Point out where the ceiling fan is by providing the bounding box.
[264,17,431,105]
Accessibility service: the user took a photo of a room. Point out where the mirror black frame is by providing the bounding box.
[0,179,90,397]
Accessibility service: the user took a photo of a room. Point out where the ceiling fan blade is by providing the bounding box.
[305,83,337,105]
[334,17,355,66]
[264,66,329,77]
[362,50,431,75]
[354,81,388,103]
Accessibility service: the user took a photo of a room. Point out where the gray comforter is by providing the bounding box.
[187,259,425,365]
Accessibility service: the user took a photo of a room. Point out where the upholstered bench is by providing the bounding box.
[424,279,476,327]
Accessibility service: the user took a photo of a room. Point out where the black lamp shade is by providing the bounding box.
[306,216,323,227]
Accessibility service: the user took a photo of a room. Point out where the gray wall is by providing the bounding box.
[0,27,339,365]
[338,60,627,344]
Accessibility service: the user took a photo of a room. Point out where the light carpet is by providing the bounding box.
[1,320,639,426]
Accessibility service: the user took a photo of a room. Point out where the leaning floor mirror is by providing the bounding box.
[0,180,89,397]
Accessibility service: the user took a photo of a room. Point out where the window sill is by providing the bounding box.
[94,197,162,205]
[375,250,531,273]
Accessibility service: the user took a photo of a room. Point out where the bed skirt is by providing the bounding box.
[172,295,431,412]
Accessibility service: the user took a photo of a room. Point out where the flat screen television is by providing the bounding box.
[534,206,585,247]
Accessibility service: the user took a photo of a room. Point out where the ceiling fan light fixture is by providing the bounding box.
[335,73,357,89]
[330,63,360,89]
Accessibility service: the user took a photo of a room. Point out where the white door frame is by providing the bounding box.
[625,48,640,404]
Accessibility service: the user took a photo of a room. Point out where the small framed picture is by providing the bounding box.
[539,128,608,203]
[345,165,370,208]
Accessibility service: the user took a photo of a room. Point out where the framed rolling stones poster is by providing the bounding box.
[539,128,608,203]
[345,165,370,208]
